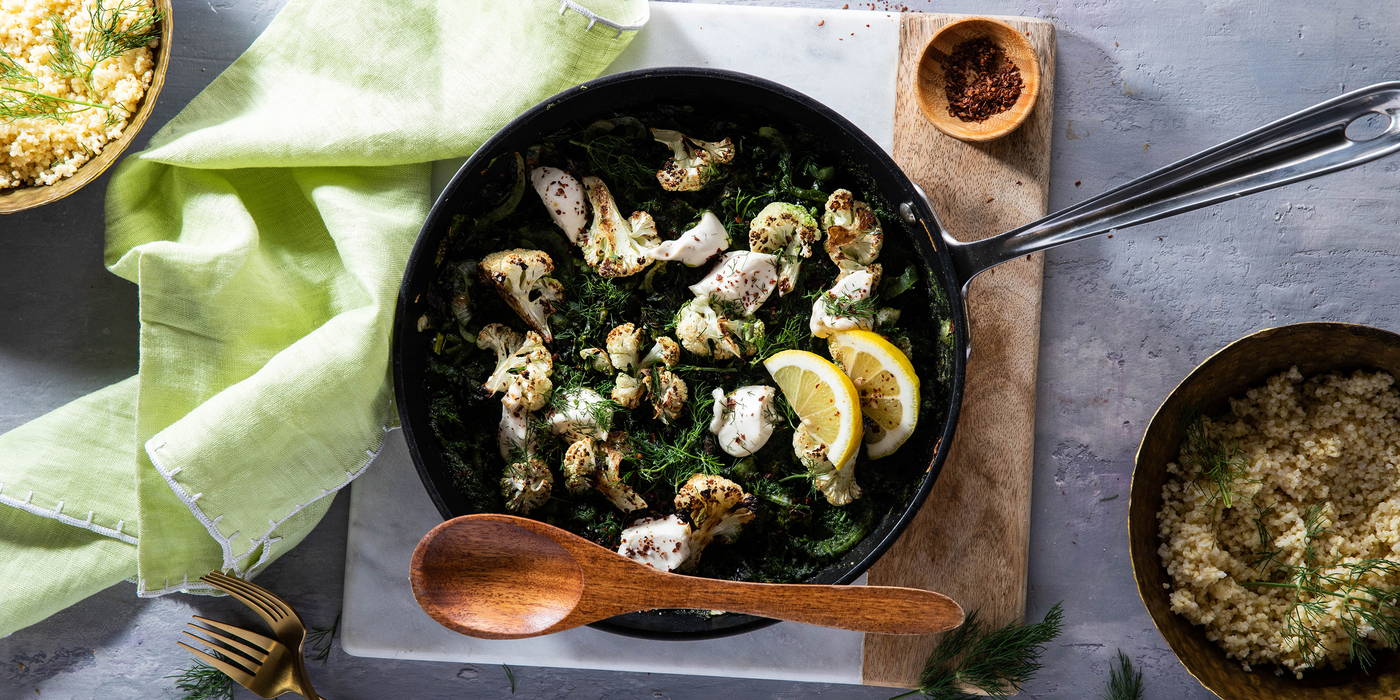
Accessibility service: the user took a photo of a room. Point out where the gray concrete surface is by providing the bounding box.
[5,0,1400,698]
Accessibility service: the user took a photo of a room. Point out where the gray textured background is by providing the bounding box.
[5,0,1400,698]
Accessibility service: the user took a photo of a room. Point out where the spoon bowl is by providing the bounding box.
[411,514,965,640]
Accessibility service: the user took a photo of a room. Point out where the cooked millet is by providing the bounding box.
[1,0,156,189]
[1158,367,1400,677]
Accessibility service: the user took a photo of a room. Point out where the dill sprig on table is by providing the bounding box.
[894,602,1064,700]
[305,613,341,666]
[166,658,234,700]
[1101,650,1144,700]
[0,0,161,123]
[1242,501,1400,671]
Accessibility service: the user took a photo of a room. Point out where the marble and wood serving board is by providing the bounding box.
[341,2,1054,689]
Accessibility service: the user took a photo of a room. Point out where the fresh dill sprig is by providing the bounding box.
[305,613,340,666]
[750,312,807,363]
[1242,501,1400,672]
[629,390,721,487]
[166,658,235,700]
[503,663,517,693]
[806,287,880,325]
[1179,408,1250,521]
[1102,650,1143,700]
[895,602,1064,700]
[574,134,655,190]
[0,0,161,124]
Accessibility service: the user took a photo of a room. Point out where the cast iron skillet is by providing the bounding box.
[394,69,1400,639]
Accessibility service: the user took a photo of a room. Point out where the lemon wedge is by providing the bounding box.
[826,330,920,459]
[763,350,863,469]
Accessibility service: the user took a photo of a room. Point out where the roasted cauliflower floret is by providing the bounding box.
[642,368,688,424]
[581,176,661,278]
[674,473,757,568]
[611,372,646,409]
[606,322,644,371]
[640,336,680,369]
[478,325,553,411]
[501,454,553,515]
[822,189,884,267]
[477,249,565,342]
[652,129,736,191]
[580,347,612,373]
[748,202,820,295]
[674,295,764,360]
[561,433,647,512]
[795,429,862,506]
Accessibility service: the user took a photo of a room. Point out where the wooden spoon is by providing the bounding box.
[410,513,965,640]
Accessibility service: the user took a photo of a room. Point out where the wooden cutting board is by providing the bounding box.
[862,14,1057,690]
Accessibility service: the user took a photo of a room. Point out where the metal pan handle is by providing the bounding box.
[942,81,1400,291]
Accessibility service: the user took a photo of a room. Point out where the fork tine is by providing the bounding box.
[193,616,279,649]
[207,575,290,621]
[202,574,282,623]
[184,625,267,663]
[177,641,257,686]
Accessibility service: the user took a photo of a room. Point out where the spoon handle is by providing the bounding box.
[643,578,965,635]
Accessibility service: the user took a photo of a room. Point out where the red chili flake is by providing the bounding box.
[1015,180,1023,185]
[986,197,994,203]
[1107,235,1114,239]
[942,38,1023,122]
[1158,237,1163,241]
[1075,180,1082,187]
[818,19,825,26]
[842,3,848,7]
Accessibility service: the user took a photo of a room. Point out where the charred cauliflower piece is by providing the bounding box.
[674,473,757,568]
[795,428,862,506]
[606,322,644,372]
[477,249,565,342]
[642,367,688,424]
[501,454,553,515]
[822,189,884,268]
[674,295,764,360]
[580,347,612,373]
[640,336,680,369]
[581,176,660,278]
[477,324,553,411]
[652,129,735,191]
[611,372,646,409]
[748,202,820,296]
[561,433,647,512]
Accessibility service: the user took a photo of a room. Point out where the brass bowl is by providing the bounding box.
[913,16,1042,142]
[1131,322,1400,699]
[0,0,172,214]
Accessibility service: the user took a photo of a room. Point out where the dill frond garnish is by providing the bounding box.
[503,664,517,694]
[166,658,235,700]
[1102,650,1143,700]
[894,602,1064,700]
[0,0,161,123]
[628,389,721,487]
[305,613,340,666]
[1179,407,1250,520]
[574,134,655,190]
[1242,501,1400,672]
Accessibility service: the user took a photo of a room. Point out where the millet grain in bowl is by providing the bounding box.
[1158,367,1400,678]
[1,0,157,189]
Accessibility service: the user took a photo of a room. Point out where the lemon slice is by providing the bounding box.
[827,330,920,459]
[763,350,863,468]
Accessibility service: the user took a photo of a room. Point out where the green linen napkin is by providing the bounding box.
[0,0,647,637]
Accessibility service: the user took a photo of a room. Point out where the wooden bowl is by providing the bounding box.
[0,0,172,214]
[1131,322,1400,699]
[914,16,1041,142]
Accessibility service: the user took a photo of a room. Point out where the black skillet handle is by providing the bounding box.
[937,81,1400,292]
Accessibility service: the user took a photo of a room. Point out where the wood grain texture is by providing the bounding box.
[411,515,965,640]
[0,0,172,214]
[862,13,1057,690]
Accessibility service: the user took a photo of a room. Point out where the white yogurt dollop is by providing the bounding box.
[709,385,779,457]
[651,211,730,266]
[618,515,692,572]
[545,387,610,441]
[809,267,877,338]
[688,251,780,315]
[530,166,588,244]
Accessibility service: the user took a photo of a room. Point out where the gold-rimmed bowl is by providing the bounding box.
[1131,322,1400,699]
[0,0,172,214]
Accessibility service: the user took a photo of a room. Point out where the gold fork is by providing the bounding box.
[201,570,321,700]
[178,616,330,699]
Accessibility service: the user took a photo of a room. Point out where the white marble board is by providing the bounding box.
[341,2,902,684]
